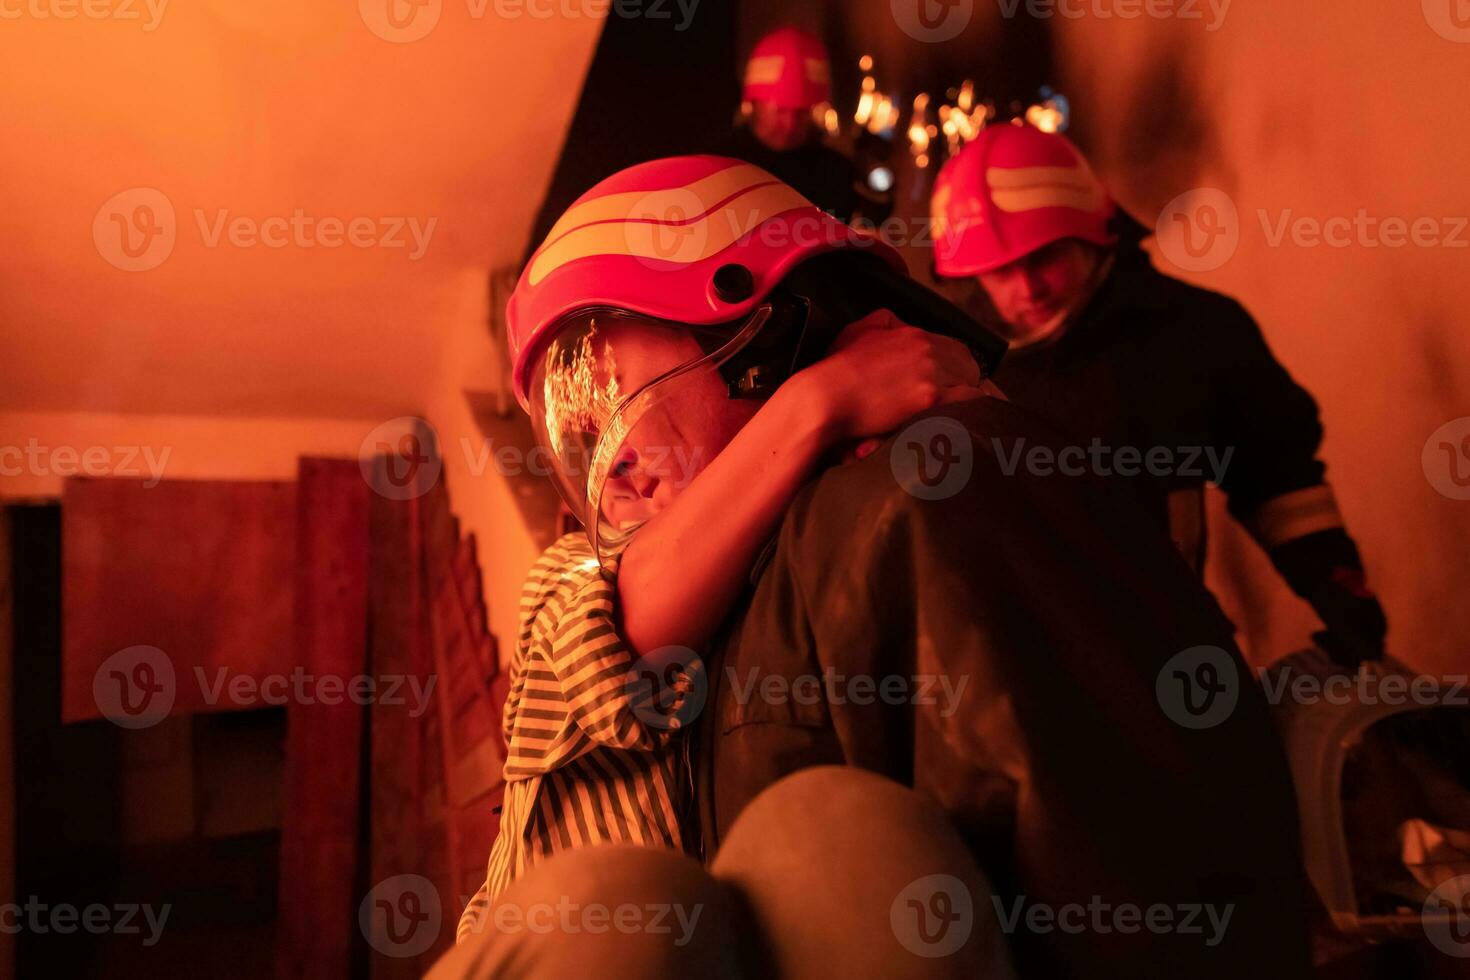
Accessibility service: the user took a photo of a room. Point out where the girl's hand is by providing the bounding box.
[794,308,988,446]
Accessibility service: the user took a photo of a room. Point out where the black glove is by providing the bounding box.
[1305,571,1388,667]
[1269,530,1387,668]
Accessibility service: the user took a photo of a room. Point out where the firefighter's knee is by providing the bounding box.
[713,765,1014,980]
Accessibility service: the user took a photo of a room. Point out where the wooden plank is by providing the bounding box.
[362,453,509,974]
[61,477,296,722]
[427,573,465,914]
[275,459,370,980]
[366,465,442,979]
[431,508,510,909]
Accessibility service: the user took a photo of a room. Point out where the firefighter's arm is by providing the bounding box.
[616,311,983,657]
[1209,303,1386,664]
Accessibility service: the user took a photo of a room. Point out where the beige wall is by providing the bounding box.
[0,7,602,653]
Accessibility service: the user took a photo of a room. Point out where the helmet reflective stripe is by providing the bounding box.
[537,162,784,254]
[529,176,811,286]
[987,163,1109,214]
[506,155,904,408]
[744,56,785,85]
[929,124,1116,278]
[741,26,830,109]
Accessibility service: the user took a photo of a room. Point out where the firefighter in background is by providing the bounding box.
[719,26,879,223]
[930,123,1388,665]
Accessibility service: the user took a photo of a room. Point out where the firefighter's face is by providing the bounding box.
[751,100,812,152]
[593,324,760,530]
[976,239,1102,342]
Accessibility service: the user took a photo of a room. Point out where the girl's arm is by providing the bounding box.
[616,310,984,655]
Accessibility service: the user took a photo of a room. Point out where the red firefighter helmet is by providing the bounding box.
[930,123,1116,278]
[506,155,902,557]
[741,26,831,110]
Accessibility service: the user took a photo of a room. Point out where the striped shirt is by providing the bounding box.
[456,533,695,941]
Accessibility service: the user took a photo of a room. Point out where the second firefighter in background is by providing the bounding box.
[930,122,1388,665]
[719,26,891,225]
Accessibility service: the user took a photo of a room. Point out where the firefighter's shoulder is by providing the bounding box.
[1141,254,1272,356]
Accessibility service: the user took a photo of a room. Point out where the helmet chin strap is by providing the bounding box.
[719,249,1014,397]
[716,291,819,399]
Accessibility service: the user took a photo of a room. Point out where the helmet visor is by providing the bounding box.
[528,305,773,562]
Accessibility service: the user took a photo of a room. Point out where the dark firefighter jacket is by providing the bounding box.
[697,396,1314,979]
[987,233,1386,663]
